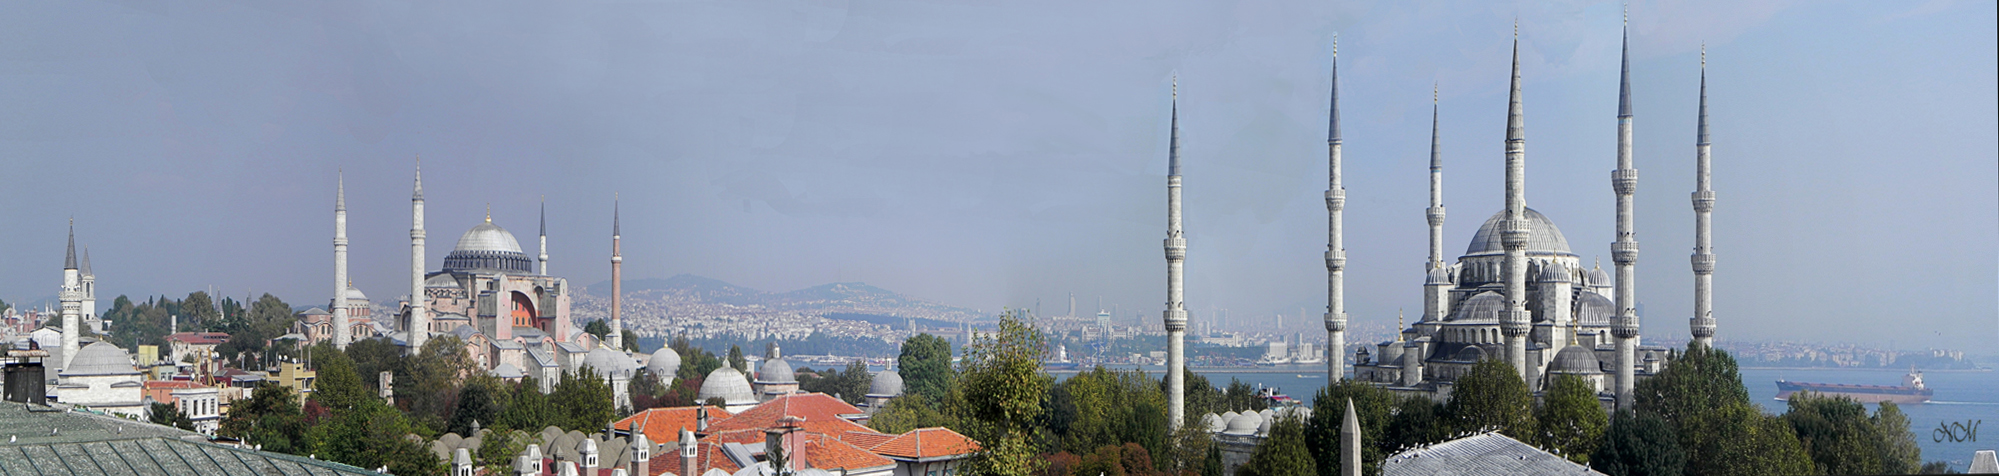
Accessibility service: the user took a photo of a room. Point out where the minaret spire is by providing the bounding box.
[409,158,430,354]
[333,171,351,349]
[539,196,550,275]
[1691,46,1717,347]
[64,219,77,270]
[1323,36,1350,383]
[1610,22,1643,410]
[1162,77,1189,431]
[60,218,82,370]
[1500,31,1533,385]
[1427,84,1446,270]
[609,195,625,351]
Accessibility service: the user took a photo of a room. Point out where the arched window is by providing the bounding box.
[511,291,536,328]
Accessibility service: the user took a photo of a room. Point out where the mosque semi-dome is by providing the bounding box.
[1574,292,1616,327]
[1449,291,1505,323]
[444,219,532,273]
[1549,345,1603,374]
[1223,411,1262,436]
[1465,208,1574,256]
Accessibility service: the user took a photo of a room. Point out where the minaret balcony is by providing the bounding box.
[1164,238,1187,260]
[1691,190,1716,212]
[1500,220,1530,248]
[1612,315,1642,338]
[1611,241,1639,265]
[1691,253,1716,274]
[1325,189,1345,211]
[1324,312,1347,332]
[1325,250,1345,271]
[1426,207,1445,226]
[1612,169,1639,195]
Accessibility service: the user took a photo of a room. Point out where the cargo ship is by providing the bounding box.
[1775,370,1933,405]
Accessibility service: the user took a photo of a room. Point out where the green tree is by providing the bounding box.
[727,345,747,372]
[307,342,367,413]
[1874,401,1923,474]
[1383,395,1447,455]
[1634,344,1814,476]
[1443,359,1534,438]
[958,310,1049,476]
[553,367,615,432]
[672,335,724,383]
[218,383,307,454]
[1590,411,1684,476]
[1049,366,1168,458]
[622,330,641,352]
[1235,415,1313,476]
[479,428,532,475]
[585,319,612,343]
[345,338,404,396]
[1305,380,1394,476]
[399,335,476,433]
[1220,378,1268,413]
[1782,392,1882,475]
[499,377,560,432]
[869,393,961,434]
[181,291,219,332]
[899,333,957,404]
[447,375,509,436]
[1535,374,1608,464]
[148,401,195,431]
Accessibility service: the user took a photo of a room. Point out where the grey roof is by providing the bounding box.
[455,220,525,254]
[1167,85,1181,177]
[647,346,683,378]
[1548,346,1603,374]
[1453,346,1487,362]
[1574,292,1615,327]
[1586,266,1611,288]
[1425,266,1452,285]
[492,339,524,350]
[79,248,92,277]
[425,273,463,288]
[1449,292,1504,323]
[1466,208,1573,256]
[757,358,796,384]
[697,367,757,405]
[1383,432,1605,476]
[583,346,635,379]
[526,348,559,368]
[1536,263,1570,283]
[449,324,480,341]
[0,402,375,475]
[59,342,139,377]
[867,370,904,397]
[492,363,526,379]
[1698,54,1710,146]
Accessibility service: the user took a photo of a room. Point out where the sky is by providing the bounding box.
[1,0,1993,350]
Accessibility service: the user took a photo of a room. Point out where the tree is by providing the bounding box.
[308,342,368,413]
[622,330,640,352]
[899,333,956,404]
[1782,392,1883,475]
[957,310,1049,476]
[672,335,724,383]
[1873,401,1923,474]
[1635,344,1813,476]
[1048,366,1168,459]
[479,428,532,475]
[399,335,476,433]
[553,366,615,432]
[869,393,960,435]
[181,291,219,332]
[727,345,747,372]
[798,361,872,404]
[1443,359,1534,439]
[1305,380,1393,476]
[345,338,404,396]
[1534,374,1607,464]
[499,377,560,432]
[148,401,195,431]
[447,375,508,436]
[1383,395,1447,455]
[585,319,612,343]
[1235,415,1313,476]
[1220,378,1268,413]
[1590,411,1684,476]
[219,383,306,455]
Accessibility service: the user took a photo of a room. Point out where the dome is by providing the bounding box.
[1536,264,1570,283]
[1224,411,1262,436]
[758,358,796,384]
[1574,291,1615,327]
[345,286,369,302]
[60,341,139,376]
[456,221,524,253]
[1257,413,1274,435]
[868,370,904,397]
[1586,267,1612,288]
[443,220,532,273]
[1453,346,1487,362]
[1449,292,1505,322]
[1425,266,1453,285]
[1549,346,1602,374]
[697,367,757,405]
[1465,208,1574,256]
[646,346,682,378]
[1202,413,1226,433]
[583,346,634,380]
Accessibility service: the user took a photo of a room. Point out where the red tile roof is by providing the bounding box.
[696,430,894,473]
[648,442,741,476]
[865,428,980,460]
[615,406,734,445]
[703,393,876,437]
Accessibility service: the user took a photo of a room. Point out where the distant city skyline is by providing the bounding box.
[0,1,1992,350]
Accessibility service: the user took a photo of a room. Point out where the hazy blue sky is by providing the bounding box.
[2,0,1992,349]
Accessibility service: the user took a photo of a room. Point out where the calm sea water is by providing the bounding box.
[1045,364,1999,472]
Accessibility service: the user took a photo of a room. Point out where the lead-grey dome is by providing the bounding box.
[1536,264,1571,283]
[1549,345,1602,374]
[646,346,682,379]
[868,370,904,397]
[1224,411,1262,436]
[697,366,756,405]
[584,346,635,379]
[1574,291,1615,327]
[444,220,532,273]
[1586,266,1612,288]
[1425,266,1453,285]
[758,358,796,384]
[455,221,524,253]
[1449,291,1505,322]
[1466,208,1574,256]
[60,341,140,377]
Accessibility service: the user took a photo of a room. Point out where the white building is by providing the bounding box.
[55,341,146,418]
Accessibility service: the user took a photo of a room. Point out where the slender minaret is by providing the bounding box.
[1426,85,1446,273]
[539,197,550,276]
[1690,47,1717,348]
[79,248,96,321]
[1323,37,1349,382]
[1499,30,1532,383]
[59,219,82,370]
[1162,77,1189,430]
[609,198,624,351]
[410,160,430,353]
[333,172,351,350]
[1610,24,1643,410]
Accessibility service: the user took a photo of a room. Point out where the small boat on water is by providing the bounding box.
[1776,369,1933,405]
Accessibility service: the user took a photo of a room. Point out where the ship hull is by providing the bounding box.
[1775,380,1932,405]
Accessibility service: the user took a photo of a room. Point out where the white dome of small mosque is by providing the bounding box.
[868,370,904,397]
[61,341,140,377]
[1224,411,1262,436]
[1202,413,1226,433]
[345,285,368,302]
[1465,208,1574,256]
[583,345,635,380]
[698,366,757,405]
[758,358,796,384]
[646,346,682,378]
[1549,345,1604,374]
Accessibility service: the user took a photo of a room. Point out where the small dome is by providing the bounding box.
[697,367,757,405]
[1202,413,1226,433]
[1453,346,1487,362]
[1465,208,1574,256]
[1256,414,1273,436]
[1587,267,1612,288]
[868,370,904,397]
[1425,266,1453,285]
[1548,346,1602,374]
[346,286,369,302]
[1574,292,1615,327]
[1449,292,1505,323]
[1224,411,1262,436]
[456,221,524,254]
[425,274,463,289]
[647,346,683,378]
[1536,264,1570,283]
[61,341,139,376]
[1220,410,1239,422]
[758,358,796,384]
[584,346,634,380]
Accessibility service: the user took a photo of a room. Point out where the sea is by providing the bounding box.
[1042,364,1999,472]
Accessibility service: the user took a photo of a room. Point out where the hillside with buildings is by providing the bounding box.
[569,274,985,342]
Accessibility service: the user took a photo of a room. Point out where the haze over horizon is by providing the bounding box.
[1,1,1992,350]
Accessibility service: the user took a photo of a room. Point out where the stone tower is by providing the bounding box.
[1690,48,1717,348]
[334,172,351,350]
[410,161,430,353]
[1610,25,1642,410]
[609,198,624,351]
[1162,78,1189,430]
[59,220,82,370]
[1323,38,1349,381]
[79,248,95,323]
[1500,32,1532,383]
[1422,86,1450,324]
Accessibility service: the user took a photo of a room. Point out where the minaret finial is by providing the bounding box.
[540,196,547,236]
[1168,75,1181,177]
[64,217,77,270]
[613,194,622,237]
[1618,19,1633,118]
[1507,28,1525,143]
[413,155,424,200]
[336,170,346,211]
[485,203,491,222]
[1699,45,1710,146]
[1328,37,1341,142]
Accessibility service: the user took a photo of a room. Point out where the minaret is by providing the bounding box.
[333,172,351,350]
[59,219,82,370]
[79,247,96,322]
[1323,39,1349,382]
[1690,48,1717,348]
[609,198,625,351]
[410,160,430,353]
[539,198,550,275]
[1162,77,1189,430]
[1610,23,1643,410]
[1422,85,1451,324]
[1499,30,1533,383]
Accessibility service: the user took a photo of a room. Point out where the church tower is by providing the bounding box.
[59,220,82,370]
[1324,38,1350,381]
[333,172,351,350]
[410,161,430,353]
[1610,23,1643,410]
[1499,30,1533,383]
[609,198,625,351]
[1690,48,1717,348]
[1162,78,1189,430]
